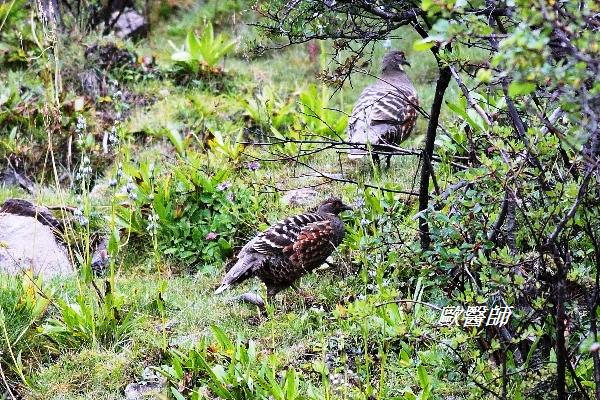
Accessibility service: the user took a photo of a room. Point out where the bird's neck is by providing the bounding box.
[381,69,410,84]
[316,211,338,220]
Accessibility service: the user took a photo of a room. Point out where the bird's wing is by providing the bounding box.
[370,89,418,125]
[351,85,418,125]
[283,220,336,267]
[348,85,418,145]
[250,213,327,256]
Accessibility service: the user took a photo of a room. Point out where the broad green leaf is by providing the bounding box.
[186,30,202,59]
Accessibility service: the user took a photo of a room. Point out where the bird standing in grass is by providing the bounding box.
[214,198,352,307]
[347,50,419,168]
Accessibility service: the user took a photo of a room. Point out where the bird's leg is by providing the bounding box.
[238,292,266,308]
[385,154,392,169]
[372,153,381,170]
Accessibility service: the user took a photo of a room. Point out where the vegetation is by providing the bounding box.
[0,0,599,399]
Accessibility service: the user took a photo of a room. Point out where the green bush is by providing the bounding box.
[39,285,139,351]
[0,273,49,380]
[158,326,325,399]
[116,155,262,269]
[170,23,237,72]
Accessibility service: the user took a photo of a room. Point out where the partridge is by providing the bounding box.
[215,198,352,306]
[347,50,419,167]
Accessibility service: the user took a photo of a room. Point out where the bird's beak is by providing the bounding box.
[402,60,411,67]
[341,203,353,211]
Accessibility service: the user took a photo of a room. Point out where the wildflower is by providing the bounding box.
[76,115,87,134]
[147,212,159,233]
[73,208,88,226]
[108,125,119,146]
[246,161,260,171]
[125,179,135,193]
[216,181,231,191]
[76,155,92,182]
[205,232,218,240]
[354,196,365,209]
[108,179,118,188]
[360,218,370,226]
[226,192,235,202]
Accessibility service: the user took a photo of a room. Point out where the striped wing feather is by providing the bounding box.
[349,83,418,145]
[283,220,335,267]
[250,213,327,256]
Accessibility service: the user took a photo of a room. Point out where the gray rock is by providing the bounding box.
[0,165,34,193]
[110,9,148,39]
[0,214,72,278]
[1,199,64,231]
[124,367,166,400]
[281,188,318,206]
[124,380,165,400]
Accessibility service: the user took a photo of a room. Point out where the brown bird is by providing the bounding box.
[214,198,352,307]
[347,50,419,168]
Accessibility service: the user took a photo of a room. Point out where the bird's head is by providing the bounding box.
[317,197,353,215]
[381,50,411,73]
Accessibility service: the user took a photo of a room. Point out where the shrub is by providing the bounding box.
[157,326,325,399]
[39,284,139,351]
[0,273,49,381]
[115,155,262,269]
[170,23,237,73]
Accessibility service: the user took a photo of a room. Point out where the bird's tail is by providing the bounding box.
[214,254,261,294]
[348,124,386,160]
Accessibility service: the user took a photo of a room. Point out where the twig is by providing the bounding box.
[375,299,443,311]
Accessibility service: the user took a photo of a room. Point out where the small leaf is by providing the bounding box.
[508,81,536,97]
[413,38,436,51]
[186,31,202,59]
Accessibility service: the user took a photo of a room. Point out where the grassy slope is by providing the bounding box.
[6,3,470,398]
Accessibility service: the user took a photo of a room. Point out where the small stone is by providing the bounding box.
[282,188,318,206]
[110,9,148,39]
[124,380,165,400]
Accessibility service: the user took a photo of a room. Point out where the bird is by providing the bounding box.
[214,197,352,307]
[347,50,419,168]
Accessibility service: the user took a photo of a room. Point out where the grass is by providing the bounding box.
[1,1,468,398]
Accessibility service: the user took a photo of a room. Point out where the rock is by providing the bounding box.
[124,381,166,400]
[0,214,72,279]
[281,188,318,206]
[1,164,34,193]
[1,199,64,232]
[78,69,102,98]
[110,9,148,39]
[124,367,167,400]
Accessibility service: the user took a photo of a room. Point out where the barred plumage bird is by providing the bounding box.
[215,198,352,306]
[347,50,419,167]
